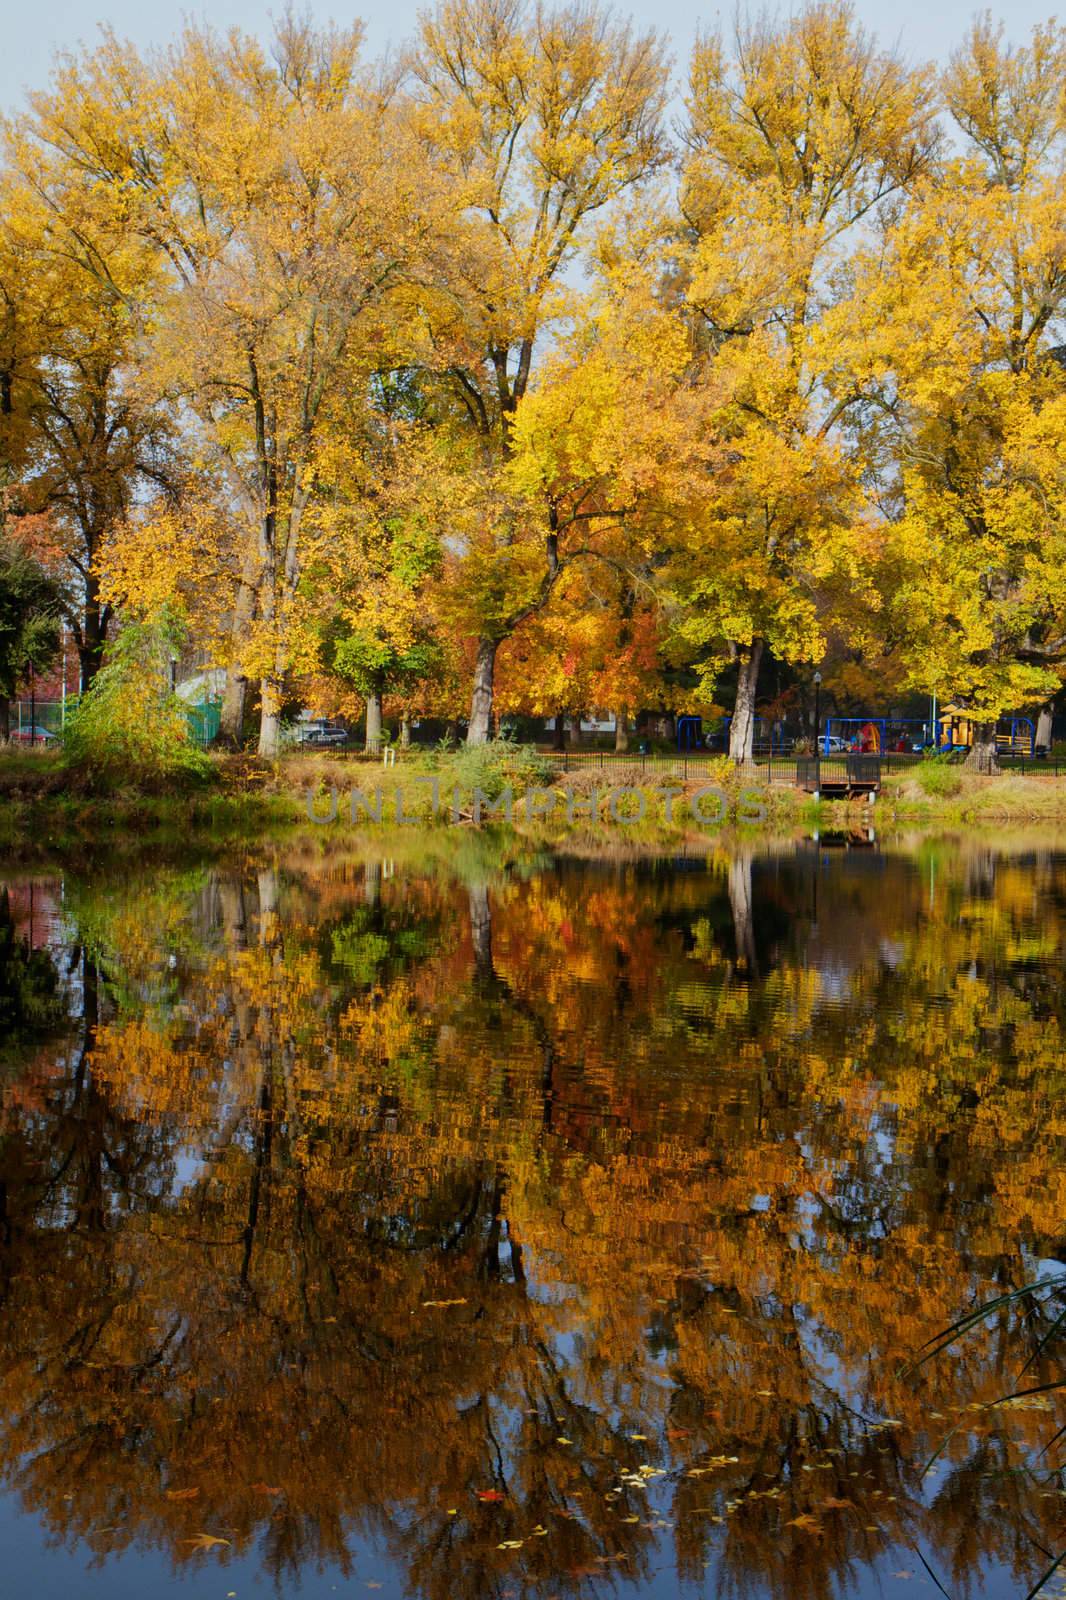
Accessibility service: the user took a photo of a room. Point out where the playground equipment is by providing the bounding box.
[821,712,1036,757]
[937,708,1035,757]
[677,715,703,751]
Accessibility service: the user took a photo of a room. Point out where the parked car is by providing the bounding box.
[9,725,57,745]
[822,735,849,754]
[295,721,348,747]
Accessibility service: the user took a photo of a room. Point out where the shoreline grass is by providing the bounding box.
[5,744,1066,861]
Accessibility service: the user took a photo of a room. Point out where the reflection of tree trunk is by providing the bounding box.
[241,1071,273,1288]
[242,867,281,1287]
[728,852,758,976]
[73,953,108,1234]
[218,877,249,950]
[364,859,382,907]
[478,1170,505,1284]
[728,639,763,764]
[257,870,280,949]
[467,885,557,1130]
[469,883,493,981]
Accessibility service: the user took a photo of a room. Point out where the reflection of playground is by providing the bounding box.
[807,826,877,850]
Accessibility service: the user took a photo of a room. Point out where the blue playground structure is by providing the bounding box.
[677,715,703,750]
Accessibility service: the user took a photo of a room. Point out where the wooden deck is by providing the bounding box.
[797,754,881,799]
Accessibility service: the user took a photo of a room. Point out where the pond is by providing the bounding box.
[0,837,1063,1600]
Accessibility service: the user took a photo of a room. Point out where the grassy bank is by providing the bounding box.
[5,743,1066,858]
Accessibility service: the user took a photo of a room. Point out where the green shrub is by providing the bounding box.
[64,611,213,787]
[916,753,964,798]
[430,737,555,800]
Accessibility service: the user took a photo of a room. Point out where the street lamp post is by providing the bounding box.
[813,670,822,801]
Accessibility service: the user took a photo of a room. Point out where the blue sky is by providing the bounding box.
[1,0,1061,111]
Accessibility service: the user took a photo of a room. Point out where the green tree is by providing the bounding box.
[63,608,211,785]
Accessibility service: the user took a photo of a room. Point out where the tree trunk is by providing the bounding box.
[400,712,411,749]
[614,711,629,753]
[1036,702,1054,753]
[964,723,1000,774]
[0,696,8,740]
[78,573,108,690]
[553,709,566,751]
[258,677,283,759]
[220,669,249,746]
[728,639,764,764]
[364,688,382,754]
[219,558,261,744]
[467,637,498,746]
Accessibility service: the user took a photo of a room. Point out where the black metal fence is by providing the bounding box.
[326,747,1066,781]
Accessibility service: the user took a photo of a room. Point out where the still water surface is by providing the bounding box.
[1,838,1064,1600]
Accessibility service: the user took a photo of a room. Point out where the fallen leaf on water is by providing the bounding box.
[476,1490,506,1503]
[821,1497,854,1510]
[497,1540,524,1550]
[629,1433,648,1442]
[166,1487,200,1502]
[181,1533,231,1550]
[785,1515,823,1533]
[556,1436,573,1445]
[421,1298,467,1309]
[892,1571,914,1581]
[531,1525,548,1537]
[251,1483,282,1495]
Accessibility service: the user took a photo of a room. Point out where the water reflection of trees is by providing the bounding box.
[0,845,1063,1598]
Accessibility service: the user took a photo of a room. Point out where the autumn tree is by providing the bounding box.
[407,0,669,742]
[671,0,939,761]
[842,19,1066,771]
[0,124,177,688]
[17,18,451,755]
[311,396,447,751]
